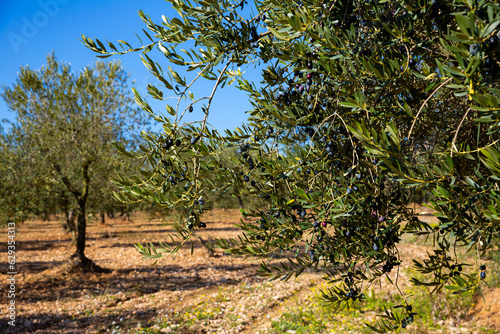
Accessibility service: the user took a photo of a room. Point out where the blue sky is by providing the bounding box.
[0,0,265,133]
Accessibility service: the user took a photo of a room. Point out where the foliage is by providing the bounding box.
[84,0,500,330]
[0,122,39,226]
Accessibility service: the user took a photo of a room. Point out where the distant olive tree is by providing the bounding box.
[84,0,499,330]
[0,53,148,272]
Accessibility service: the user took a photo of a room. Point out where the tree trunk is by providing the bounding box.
[63,208,77,243]
[107,211,114,218]
[122,211,130,221]
[99,212,105,225]
[64,202,108,273]
[193,233,214,257]
[75,206,86,255]
[237,196,244,217]
[55,159,109,273]
[237,196,244,210]
[43,212,50,221]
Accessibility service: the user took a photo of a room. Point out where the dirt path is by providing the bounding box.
[0,210,261,333]
[0,208,498,333]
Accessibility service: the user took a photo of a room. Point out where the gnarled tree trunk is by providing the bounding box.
[119,209,130,221]
[63,208,77,243]
[237,196,244,210]
[55,160,108,273]
[66,200,107,272]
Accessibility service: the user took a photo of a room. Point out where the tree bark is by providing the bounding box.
[237,196,244,210]
[63,208,77,244]
[237,196,245,218]
[75,200,86,255]
[99,212,105,225]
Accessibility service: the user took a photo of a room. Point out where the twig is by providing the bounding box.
[450,108,471,157]
[407,77,452,140]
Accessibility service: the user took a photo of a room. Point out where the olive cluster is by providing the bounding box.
[428,0,452,21]
[237,142,250,155]
[264,126,274,137]
[186,206,207,230]
[258,217,269,231]
[187,221,206,229]
[343,272,365,301]
[370,190,385,212]
[275,64,320,116]
[238,146,255,168]
[345,288,361,301]
[337,219,354,239]
[344,271,354,285]
[249,26,259,49]
[316,129,351,168]
[296,207,307,218]
[326,196,402,262]
[382,256,399,273]
[448,263,464,277]
[303,126,315,137]
[322,136,338,159]
[401,305,415,329]
[480,265,487,279]
[370,221,401,253]
[161,159,189,190]
[276,88,293,106]
[251,210,308,245]
[237,142,265,187]
[255,210,281,231]
[483,32,500,82]
[159,136,181,151]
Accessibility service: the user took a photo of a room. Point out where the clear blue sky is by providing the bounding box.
[0,0,264,133]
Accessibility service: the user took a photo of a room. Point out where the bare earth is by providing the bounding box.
[0,207,498,334]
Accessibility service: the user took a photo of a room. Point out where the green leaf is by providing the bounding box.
[340,101,359,109]
[166,105,176,116]
[444,285,462,290]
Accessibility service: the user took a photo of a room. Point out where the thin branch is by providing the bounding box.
[305,112,337,160]
[453,138,500,154]
[175,62,213,125]
[192,58,233,192]
[407,77,452,140]
[201,58,233,135]
[450,108,472,157]
[334,111,359,167]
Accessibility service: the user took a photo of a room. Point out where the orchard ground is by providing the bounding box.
[0,207,499,334]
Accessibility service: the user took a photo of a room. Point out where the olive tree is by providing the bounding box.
[84,0,500,330]
[0,53,147,272]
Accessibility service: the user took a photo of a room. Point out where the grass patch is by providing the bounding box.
[268,265,486,333]
[269,283,369,333]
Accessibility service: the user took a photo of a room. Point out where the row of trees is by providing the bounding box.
[0,53,262,271]
[82,0,500,331]
[0,53,148,271]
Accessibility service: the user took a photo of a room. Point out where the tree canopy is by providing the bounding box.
[83,0,500,330]
[0,53,148,271]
